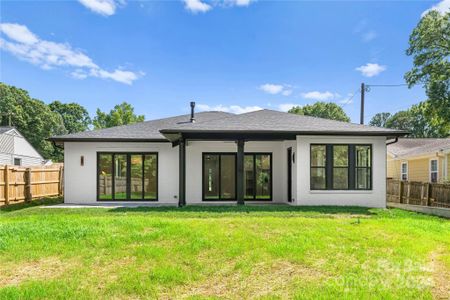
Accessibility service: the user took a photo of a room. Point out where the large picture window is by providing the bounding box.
[203,153,236,201]
[244,153,272,200]
[98,152,158,201]
[310,144,372,190]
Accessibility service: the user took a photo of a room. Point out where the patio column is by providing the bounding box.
[236,139,245,205]
[178,138,186,207]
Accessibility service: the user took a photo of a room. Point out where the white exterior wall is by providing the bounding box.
[295,135,387,208]
[185,141,295,204]
[63,142,178,204]
[63,136,386,208]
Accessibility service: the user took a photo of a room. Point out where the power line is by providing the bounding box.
[366,83,408,88]
[340,88,360,107]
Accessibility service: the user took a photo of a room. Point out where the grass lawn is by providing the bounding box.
[0,198,449,299]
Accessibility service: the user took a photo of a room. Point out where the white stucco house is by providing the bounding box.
[50,104,406,208]
[0,126,46,166]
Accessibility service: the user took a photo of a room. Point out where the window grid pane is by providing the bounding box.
[220,155,236,199]
[114,154,128,199]
[203,154,220,200]
[255,154,271,199]
[310,144,372,191]
[99,154,113,199]
[144,154,157,199]
[98,153,158,201]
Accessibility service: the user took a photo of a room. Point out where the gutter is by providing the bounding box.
[386,137,399,146]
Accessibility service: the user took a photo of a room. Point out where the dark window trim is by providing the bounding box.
[97,152,158,202]
[13,157,22,166]
[202,153,238,202]
[201,152,273,202]
[244,152,273,201]
[310,144,372,191]
[354,144,372,190]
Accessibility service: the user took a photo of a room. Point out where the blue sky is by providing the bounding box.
[1,0,448,123]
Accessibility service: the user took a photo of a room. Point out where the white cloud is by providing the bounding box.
[281,89,293,96]
[353,19,377,43]
[355,63,386,77]
[78,0,121,16]
[260,83,283,94]
[0,23,38,44]
[422,0,450,17]
[183,0,254,13]
[228,0,253,6]
[0,23,142,85]
[278,103,299,112]
[362,30,377,42]
[183,0,212,13]
[260,83,292,96]
[197,104,262,114]
[301,91,338,101]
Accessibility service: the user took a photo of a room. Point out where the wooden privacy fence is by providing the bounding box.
[387,179,450,208]
[0,165,63,206]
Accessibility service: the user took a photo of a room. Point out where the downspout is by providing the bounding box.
[386,137,398,146]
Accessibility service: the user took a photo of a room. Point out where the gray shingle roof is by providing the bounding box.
[49,111,233,142]
[388,138,450,158]
[50,109,407,142]
[160,109,407,136]
[0,126,14,134]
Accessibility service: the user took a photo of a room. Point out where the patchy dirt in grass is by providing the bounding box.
[0,257,74,287]
[164,260,326,299]
[429,250,450,299]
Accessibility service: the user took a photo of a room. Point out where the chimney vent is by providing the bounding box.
[190,101,196,123]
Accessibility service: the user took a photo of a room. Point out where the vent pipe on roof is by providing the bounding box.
[190,101,196,123]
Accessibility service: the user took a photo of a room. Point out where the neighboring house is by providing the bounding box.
[387,138,450,183]
[0,126,46,166]
[50,105,406,208]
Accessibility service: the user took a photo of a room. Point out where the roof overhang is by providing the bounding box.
[48,137,170,143]
[160,129,408,143]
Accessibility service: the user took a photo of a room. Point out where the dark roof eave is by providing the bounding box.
[159,129,409,136]
[47,137,170,143]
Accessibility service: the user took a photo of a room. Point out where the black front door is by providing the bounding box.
[287,147,292,202]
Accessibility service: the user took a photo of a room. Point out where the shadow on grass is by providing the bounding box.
[0,197,63,212]
[108,204,375,216]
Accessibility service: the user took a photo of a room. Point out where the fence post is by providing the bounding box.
[58,166,64,196]
[426,183,432,206]
[399,181,404,203]
[4,166,9,205]
[25,168,32,202]
[406,182,411,204]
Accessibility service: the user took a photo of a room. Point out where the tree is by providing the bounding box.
[384,101,449,138]
[405,10,450,121]
[369,112,391,128]
[49,100,91,134]
[93,102,145,129]
[0,83,66,161]
[288,102,351,122]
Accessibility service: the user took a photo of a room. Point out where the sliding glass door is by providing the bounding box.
[244,153,272,200]
[98,153,158,201]
[203,153,236,201]
[203,152,272,201]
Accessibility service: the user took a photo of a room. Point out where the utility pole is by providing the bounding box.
[360,82,365,125]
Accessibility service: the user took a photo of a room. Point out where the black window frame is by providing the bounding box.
[97,152,158,202]
[244,153,273,201]
[13,158,21,166]
[202,153,237,202]
[310,144,372,191]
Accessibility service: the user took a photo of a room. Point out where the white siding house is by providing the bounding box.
[0,127,46,166]
[51,107,406,208]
